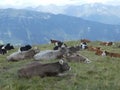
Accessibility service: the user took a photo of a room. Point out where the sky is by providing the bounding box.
[0,0,120,8]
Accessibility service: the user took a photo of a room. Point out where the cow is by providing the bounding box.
[64,54,91,63]
[109,52,120,58]
[95,50,120,58]
[95,50,106,56]
[18,59,71,78]
[50,39,67,50]
[50,39,61,44]
[80,42,88,49]
[4,43,14,50]
[19,45,32,52]
[66,46,81,55]
[0,43,14,55]
[101,51,120,58]
[0,45,6,55]
[100,42,114,46]
[80,39,91,43]
[88,46,101,52]
[7,47,40,61]
[34,47,69,61]
[0,48,7,55]
[53,41,67,50]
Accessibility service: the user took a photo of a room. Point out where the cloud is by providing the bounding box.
[0,0,119,8]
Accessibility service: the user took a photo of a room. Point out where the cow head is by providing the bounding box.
[33,47,40,54]
[59,59,71,72]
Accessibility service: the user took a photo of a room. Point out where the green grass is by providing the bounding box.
[0,41,120,90]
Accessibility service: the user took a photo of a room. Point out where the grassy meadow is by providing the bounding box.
[0,41,120,90]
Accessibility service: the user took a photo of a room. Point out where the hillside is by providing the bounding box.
[0,8,120,45]
[0,41,120,90]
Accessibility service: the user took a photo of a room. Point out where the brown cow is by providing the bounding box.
[95,50,106,56]
[88,46,101,52]
[80,39,91,43]
[105,51,120,58]
[100,42,114,46]
[50,39,61,44]
[18,59,71,78]
[95,50,120,58]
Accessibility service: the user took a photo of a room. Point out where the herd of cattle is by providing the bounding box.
[0,39,120,78]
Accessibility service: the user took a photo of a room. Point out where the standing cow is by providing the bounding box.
[0,43,14,55]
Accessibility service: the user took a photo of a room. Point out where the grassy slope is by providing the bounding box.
[0,41,120,90]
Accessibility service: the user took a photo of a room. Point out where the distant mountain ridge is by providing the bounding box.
[30,3,120,25]
[0,8,120,45]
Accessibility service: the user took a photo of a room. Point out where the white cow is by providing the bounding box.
[34,47,69,61]
[7,48,40,61]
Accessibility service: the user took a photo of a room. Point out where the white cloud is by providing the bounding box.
[0,0,120,8]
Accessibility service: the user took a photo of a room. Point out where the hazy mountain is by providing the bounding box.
[31,3,120,25]
[0,8,120,45]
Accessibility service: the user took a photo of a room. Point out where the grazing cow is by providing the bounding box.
[18,59,71,78]
[81,39,91,43]
[19,45,32,52]
[100,42,114,46]
[64,54,91,63]
[7,48,40,61]
[34,47,69,61]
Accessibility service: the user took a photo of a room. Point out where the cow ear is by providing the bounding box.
[59,59,64,65]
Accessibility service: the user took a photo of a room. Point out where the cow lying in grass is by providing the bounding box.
[95,50,120,58]
[34,47,69,61]
[87,46,101,52]
[7,47,40,61]
[67,46,81,55]
[64,54,91,63]
[100,41,114,46]
[18,59,71,78]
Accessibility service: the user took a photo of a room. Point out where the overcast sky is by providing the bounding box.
[0,0,120,8]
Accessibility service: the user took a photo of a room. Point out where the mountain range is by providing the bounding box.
[30,3,120,25]
[0,8,120,45]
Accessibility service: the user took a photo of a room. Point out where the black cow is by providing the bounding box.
[80,42,88,49]
[20,45,32,51]
[0,43,14,55]
[0,48,7,55]
[18,59,70,78]
[53,42,67,50]
[4,43,14,50]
